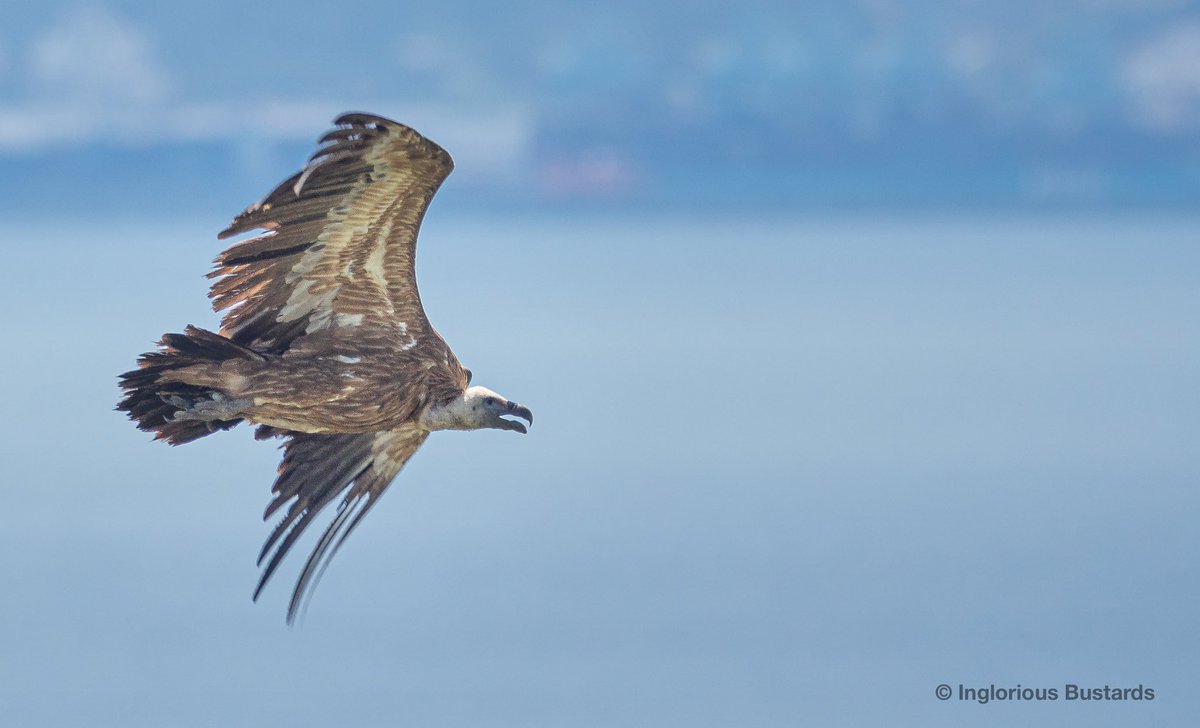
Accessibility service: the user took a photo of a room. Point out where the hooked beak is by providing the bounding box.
[499,401,533,434]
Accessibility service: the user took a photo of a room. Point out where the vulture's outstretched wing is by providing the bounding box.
[206,115,465,618]
[209,112,454,355]
[254,425,429,622]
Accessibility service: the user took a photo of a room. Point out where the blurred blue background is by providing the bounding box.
[0,2,1197,727]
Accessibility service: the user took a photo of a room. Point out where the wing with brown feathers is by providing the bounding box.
[209,112,454,354]
[254,425,429,623]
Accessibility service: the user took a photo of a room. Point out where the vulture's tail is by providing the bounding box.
[117,326,262,445]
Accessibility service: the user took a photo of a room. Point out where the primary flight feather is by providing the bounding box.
[117,112,533,622]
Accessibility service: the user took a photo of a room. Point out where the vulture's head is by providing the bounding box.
[460,386,533,433]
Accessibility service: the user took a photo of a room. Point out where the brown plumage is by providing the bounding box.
[117,113,532,622]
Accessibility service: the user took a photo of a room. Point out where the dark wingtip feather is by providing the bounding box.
[333,111,398,128]
[285,494,380,624]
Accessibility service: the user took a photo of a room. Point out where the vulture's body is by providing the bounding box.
[117,113,532,622]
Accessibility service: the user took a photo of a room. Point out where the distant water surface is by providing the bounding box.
[0,213,1195,728]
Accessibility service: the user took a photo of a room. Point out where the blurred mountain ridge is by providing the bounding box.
[1,1,1198,212]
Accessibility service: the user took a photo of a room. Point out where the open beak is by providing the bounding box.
[500,401,533,434]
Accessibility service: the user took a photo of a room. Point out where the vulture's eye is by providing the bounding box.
[485,397,496,406]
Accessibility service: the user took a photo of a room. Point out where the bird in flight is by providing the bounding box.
[118,112,533,622]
